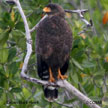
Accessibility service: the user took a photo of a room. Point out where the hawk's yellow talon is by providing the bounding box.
[49,67,55,82]
[57,68,68,80]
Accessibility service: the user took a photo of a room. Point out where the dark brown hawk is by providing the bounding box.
[36,3,72,101]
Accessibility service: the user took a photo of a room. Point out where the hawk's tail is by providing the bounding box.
[43,86,58,102]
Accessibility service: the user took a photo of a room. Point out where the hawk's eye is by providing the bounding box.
[49,5,56,10]
[46,4,58,11]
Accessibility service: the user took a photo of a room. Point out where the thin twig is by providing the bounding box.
[65,9,91,27]
[65,9,92,34]
[54,100,74,108]
[93,77,102,89]
[30,15,47,33]
[78,82,88,96]
[30,9,91,33]
[103,73,108,91]
[7,40,16,45]
[65,9,88,13]
[28,63,37,69]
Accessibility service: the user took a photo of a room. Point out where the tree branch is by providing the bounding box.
[57,80,101,108]
[30,15,48,33]
[30,9,92,34]
[11,0,32,78]
[65,9,92,27]
[8,0,101,108]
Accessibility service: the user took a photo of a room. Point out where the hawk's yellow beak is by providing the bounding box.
[43,7,51,12]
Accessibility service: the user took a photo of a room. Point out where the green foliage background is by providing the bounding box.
[0,0,108,108]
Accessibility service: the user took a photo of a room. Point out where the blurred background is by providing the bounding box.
[0,0,108,108]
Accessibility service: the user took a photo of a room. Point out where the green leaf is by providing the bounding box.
[23,88,31,99]
[15,21,24,31]
[0,87,3,94]
[17,38,26,50]
[84,83,94,94]
[2,12,15,28]
[0,45,8,64]
[0,93,6,107]
[72,73,79,84]
[10,87,22,93]
[11,30,26,49]
[9,62,18,74]
[94,75,103,80]
[0,31,9,46]
[64,98,76,103]
[72,58,84,70]
[82,60,96,68]
[103,62,108,71]
[8,48,16,62]
[0,21,8,29]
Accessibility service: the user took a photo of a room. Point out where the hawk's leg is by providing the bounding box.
[49,67,55,82]
[57,68,68,80]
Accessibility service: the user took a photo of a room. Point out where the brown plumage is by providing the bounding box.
[36,3,72,101]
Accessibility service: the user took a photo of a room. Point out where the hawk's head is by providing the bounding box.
[43,3,65,17]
